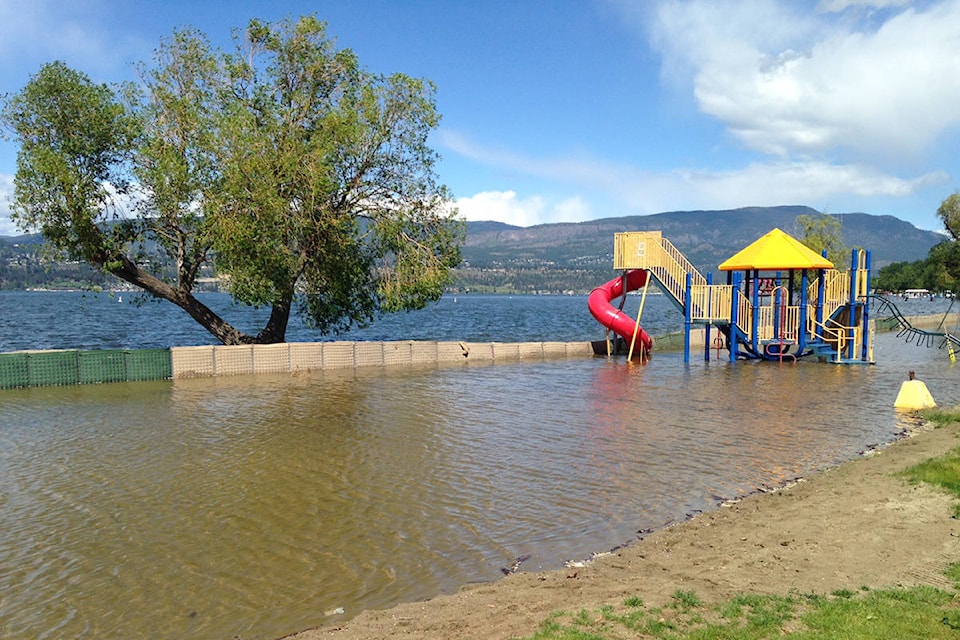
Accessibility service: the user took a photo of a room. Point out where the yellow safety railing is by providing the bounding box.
[735,289,752,337]
[614,231,705,308]
[854,249,869,298]
[810,269,850,320]
[689,284,733,322]
[756,304,801,342]
[808,315,860,362]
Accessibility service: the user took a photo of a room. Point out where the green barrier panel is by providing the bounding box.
[0,352,30,389]
[28,351,80,387]
[125,349,172,381]
[79,350,128,384]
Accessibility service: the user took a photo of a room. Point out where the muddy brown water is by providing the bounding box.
[1,332,957,639]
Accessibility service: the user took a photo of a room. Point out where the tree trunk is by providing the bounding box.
[106,255,266,346]
[255,298,291,344]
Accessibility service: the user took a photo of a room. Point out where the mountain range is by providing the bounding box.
[454,206,945,293]
[1,205,947,293]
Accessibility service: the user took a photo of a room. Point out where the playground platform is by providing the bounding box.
[589,229,960,364]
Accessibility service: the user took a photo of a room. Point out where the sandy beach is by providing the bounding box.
[284,419,960,640]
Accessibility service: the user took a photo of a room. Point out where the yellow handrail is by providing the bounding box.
[627,270,651,361]
[614,232,705,309]
[808,315,860,362]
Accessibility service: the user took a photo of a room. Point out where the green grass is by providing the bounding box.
[919,406,960,427]
[515,405,960,640]
[521,587,960,639]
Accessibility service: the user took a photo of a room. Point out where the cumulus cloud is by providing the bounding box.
[455,191,593,226]
[0,0,149,85]
[646,0,960,161]
[442,128,944,221]
[0,174,17,236]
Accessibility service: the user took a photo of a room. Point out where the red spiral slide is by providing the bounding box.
[587,269,654,352]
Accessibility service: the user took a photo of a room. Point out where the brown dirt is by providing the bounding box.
[284,421,960,640]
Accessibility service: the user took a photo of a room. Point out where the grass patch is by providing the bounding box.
[522,587,960,639]
[919,406,960,426]
[901,447,960,497]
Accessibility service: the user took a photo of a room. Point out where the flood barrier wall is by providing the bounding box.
[0,341,594,389]
[1,313,955,389]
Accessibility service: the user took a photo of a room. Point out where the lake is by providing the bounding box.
[1,291,958,640]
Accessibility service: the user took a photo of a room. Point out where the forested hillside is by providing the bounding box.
[454,206,945,293]
[2,206,946,293]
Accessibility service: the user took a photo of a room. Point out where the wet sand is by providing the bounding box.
[284,419,960,640]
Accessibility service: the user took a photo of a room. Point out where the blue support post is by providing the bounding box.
[847,249,858,360]
[816,250,827,341]
[704,272,713,361]
[683,272,693,363]
[751,272,760,355]
[861,250,872,362]
[799,270,809,351]
[729,272,741,362]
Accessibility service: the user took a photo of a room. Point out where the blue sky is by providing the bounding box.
[1,0,959,236]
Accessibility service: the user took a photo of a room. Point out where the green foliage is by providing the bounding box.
[522,587,960,639]
[938,193,960,241]
[919,406,960,426]
[801,587,957,639]
[1,15,462,344]
[0,61,139,266]
[874,241,960,294]
[795,212,847,266]
[878,193,960,293]
[900,446,960,498]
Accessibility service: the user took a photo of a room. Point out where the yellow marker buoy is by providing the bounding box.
[894,370,936,410]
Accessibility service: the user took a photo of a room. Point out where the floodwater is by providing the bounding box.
[2,330,957,640]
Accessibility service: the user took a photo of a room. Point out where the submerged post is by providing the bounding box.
[683,272,693,363]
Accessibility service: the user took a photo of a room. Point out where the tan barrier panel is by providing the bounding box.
[214,345,254,377]
[460,342,493,361]
[517,342,544,359]
[905,313,959,330]
[353,342,384,368]
[255,343,291,373]
[382,341,413,367]
[170,340,596,379]
[491,342,520,360]
[542,342,569,357]
[438,341,470,361]
[289,342,323,371]
[171,346,215,378]
[322,342,355,369]
[412,341,440,364]
[566,342,595,356]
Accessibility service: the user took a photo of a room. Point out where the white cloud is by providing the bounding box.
[0,0,149,84]
[444,128,944,222]
[816,0,912,12]
[0,174,17,236]
[646,0,960,162]
[455,191,593,226]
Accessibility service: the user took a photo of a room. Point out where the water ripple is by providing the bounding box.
[1,332,957,639]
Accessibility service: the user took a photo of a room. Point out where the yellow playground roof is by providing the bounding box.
[718,228,834,271]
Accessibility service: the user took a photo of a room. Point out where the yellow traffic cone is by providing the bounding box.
[894,370,936,410]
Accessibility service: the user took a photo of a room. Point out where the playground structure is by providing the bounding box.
[588,228,960,363]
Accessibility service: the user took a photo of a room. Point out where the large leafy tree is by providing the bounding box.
[874,193,960,293]
[794,212,847,266]
[1,16,462,344]
[937,192,960,241]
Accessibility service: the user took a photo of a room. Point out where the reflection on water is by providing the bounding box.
[0,332,957,639]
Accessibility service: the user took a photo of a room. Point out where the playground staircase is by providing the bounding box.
[614,231,704,311]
